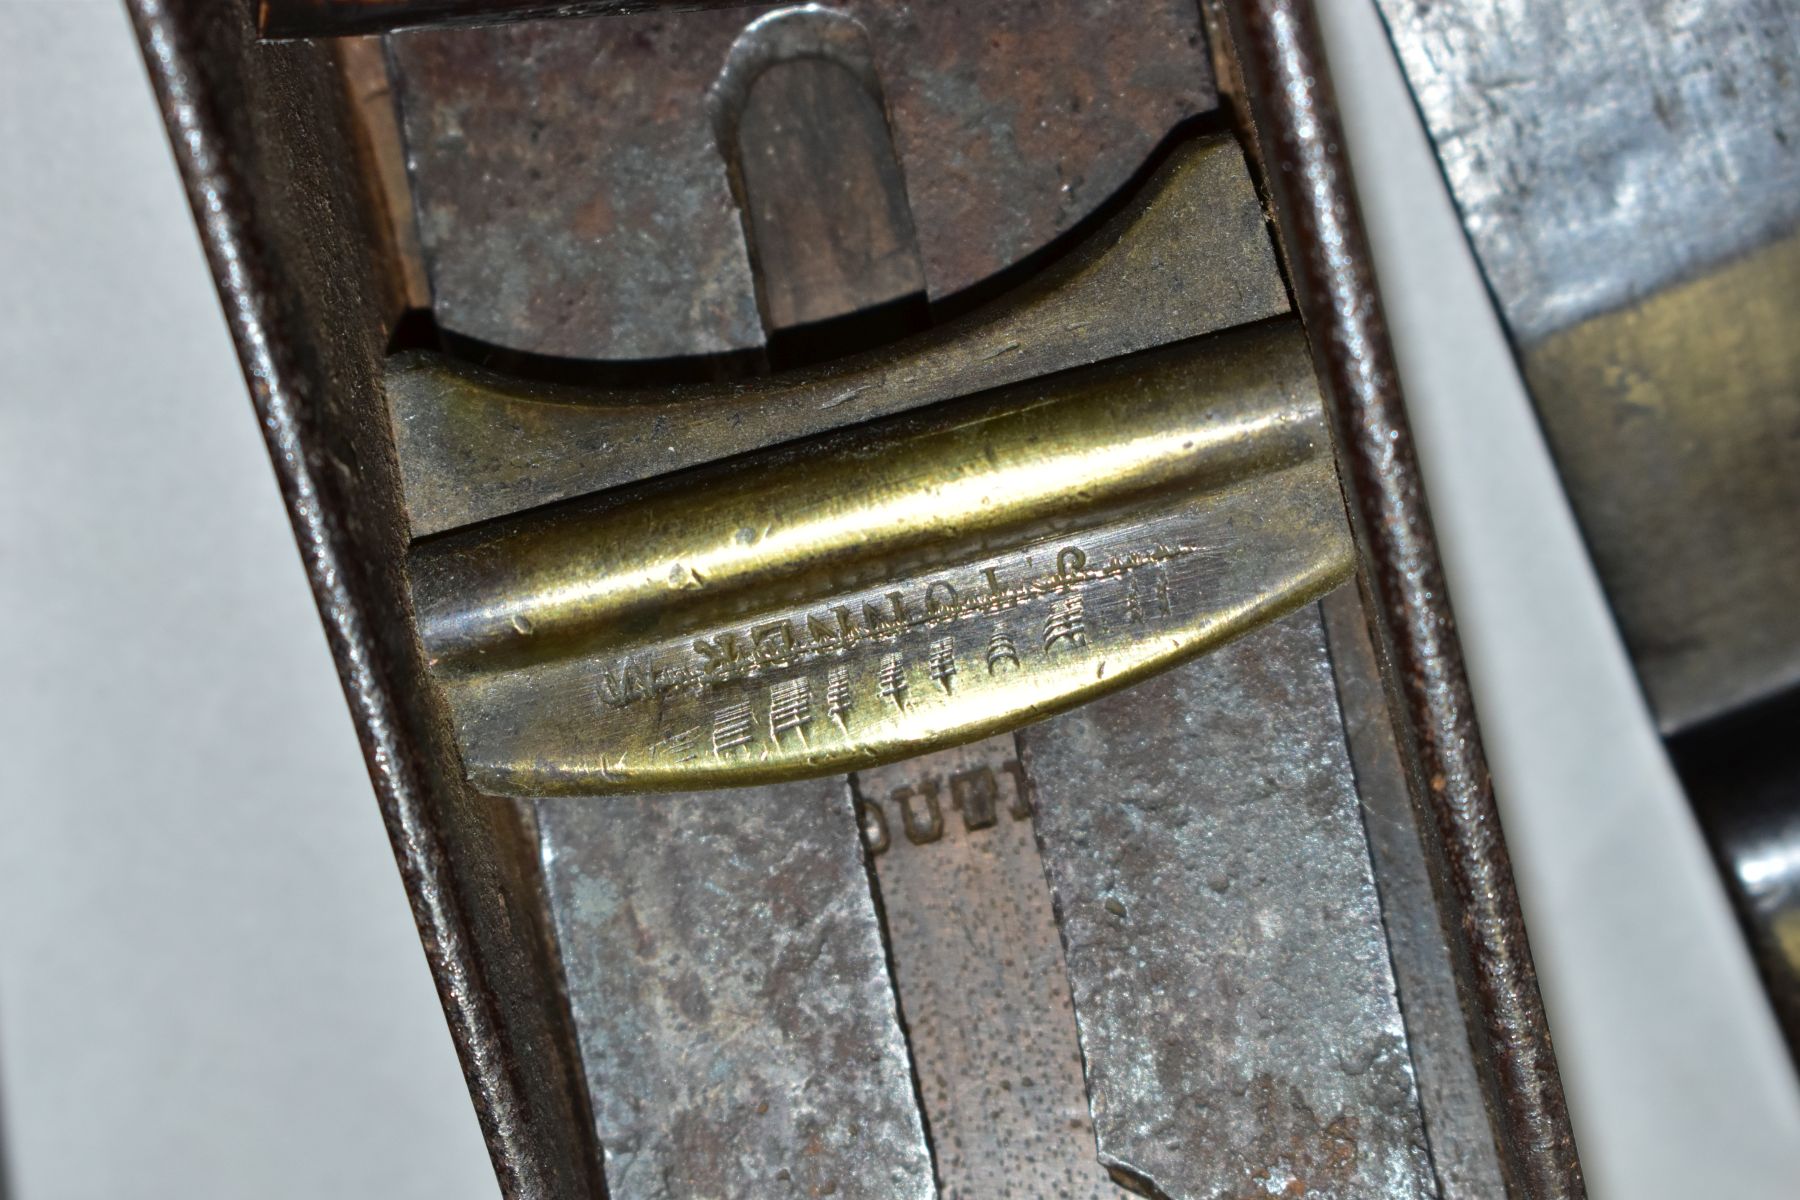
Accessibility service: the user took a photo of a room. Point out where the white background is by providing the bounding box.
[2,1,1797,1196]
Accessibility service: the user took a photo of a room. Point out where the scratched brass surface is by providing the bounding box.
[411,319,1352,794]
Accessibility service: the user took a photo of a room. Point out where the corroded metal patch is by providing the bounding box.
[1022,604,1436,1199]
[384,134,1288,538]
[383,0,1215,359]
[537,780,936,1199]
[858,737,1132,1197]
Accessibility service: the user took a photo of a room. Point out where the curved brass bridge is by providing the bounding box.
[390,137,1353,795]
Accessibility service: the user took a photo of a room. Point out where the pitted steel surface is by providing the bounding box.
[387,0,1216,359]
[1022,605,1436,1199]
[537,783,936,1200]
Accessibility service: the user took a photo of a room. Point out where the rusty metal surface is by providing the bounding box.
[536,780,936,1199]
[126,2,605,1195]
[721,10,926,337]
[1322,587,1508,1200]
[387,0,1215,359]
[1373,0,1800,735]
[1372,0,1799,345]
[386,134,1286,536]
[857,737,1130,1199]
[1227,2,1585,1195]
[1378,0,1800,1082]
[1021,604,1435,1199]
[851,0,1214,309]
[389,11,760,360]
[136,3,1572,1196]
[263,0,751,38]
